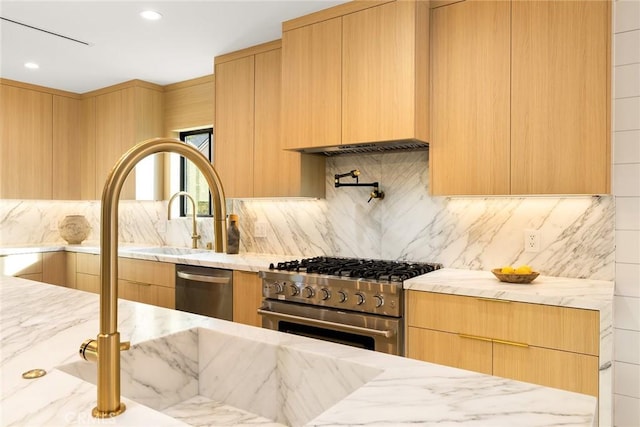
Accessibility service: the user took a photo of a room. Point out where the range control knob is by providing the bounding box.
[373,295,384,308]
[289,284,299,296]
[319,288,331,300]
[302,286,315,298]
[337,290,348,303]
[273,282,284,294]
[355,292,365,305]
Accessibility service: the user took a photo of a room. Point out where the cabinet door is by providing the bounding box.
[80,97,97,200]
[511,0,610,194]
[282,17,342,149]
[254,48,283,197]
[430,0,510,195]
[493,342,599,397]
[52,95,82,200]
[42,252,68,286]
[343,0,427,143]
[232,271,263,327]
[95,89,136,199]
[407,327,493,375]
[214,56,255,197]
[0,85,53,199]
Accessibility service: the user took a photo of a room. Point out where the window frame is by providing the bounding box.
[179,128,213,217]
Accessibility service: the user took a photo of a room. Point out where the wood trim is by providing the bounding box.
[81,79,164,98]
[163,74,214,91]
[283,0,395,31]
[215,39,282,65]
[0,78,80,99]
[232,271,263,327]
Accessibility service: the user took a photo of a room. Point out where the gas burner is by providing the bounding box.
[268,256,442,282]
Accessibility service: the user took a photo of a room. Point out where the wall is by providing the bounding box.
[0,152,615,281]
[613,0,640,425]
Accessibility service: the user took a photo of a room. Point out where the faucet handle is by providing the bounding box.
[79,338,131,362]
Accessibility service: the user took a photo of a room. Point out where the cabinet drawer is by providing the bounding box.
[493,342,599,397]
[76,253,100,275]
[118,258,175,288]
[407,327,492,375]
[76,272,100,294]
[407,291,599,355]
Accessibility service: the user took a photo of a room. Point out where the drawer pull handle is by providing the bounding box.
[458,334,529,348]
[475,297,512,304]
[458,333,493,343]
[492,338,529,348]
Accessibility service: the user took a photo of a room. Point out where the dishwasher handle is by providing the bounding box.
[177,271,231,284]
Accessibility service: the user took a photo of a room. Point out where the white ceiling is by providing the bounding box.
[0,0,348,94]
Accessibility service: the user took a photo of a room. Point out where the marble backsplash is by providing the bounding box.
[0,151,615,280]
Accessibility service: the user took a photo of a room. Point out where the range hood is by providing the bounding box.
[288,139,429,157]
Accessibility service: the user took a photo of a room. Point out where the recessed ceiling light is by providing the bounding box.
[24,62,39,69]
[140,10,162,20]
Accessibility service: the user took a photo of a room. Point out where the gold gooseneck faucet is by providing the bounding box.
[167,191,200,249]
[79,138,227,418]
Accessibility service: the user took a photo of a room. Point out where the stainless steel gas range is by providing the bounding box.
[258,257,442,356]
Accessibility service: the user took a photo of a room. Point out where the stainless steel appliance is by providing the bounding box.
[258,257,442,356]
[175,265,233,320]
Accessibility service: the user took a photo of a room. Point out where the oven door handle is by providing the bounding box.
[257,308,396,338]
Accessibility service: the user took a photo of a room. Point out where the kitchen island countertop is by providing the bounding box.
[1,275,598,427]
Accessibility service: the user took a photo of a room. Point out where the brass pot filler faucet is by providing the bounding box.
[79,138,227,418]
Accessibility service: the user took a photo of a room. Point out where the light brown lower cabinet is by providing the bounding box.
[232,270,263,327]
[0,251,72,285]
[406,290,599,397]
[74,253,175,309]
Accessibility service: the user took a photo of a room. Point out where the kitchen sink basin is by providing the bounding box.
[57,327,382,426]
[124,246,210,256]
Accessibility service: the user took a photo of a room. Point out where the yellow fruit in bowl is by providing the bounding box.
[501,266,515,274]
[515,265,533,274]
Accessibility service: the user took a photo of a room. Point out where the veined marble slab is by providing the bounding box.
[404,268,614,427]
[1,276,597,426]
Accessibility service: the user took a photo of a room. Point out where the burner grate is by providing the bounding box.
[269,257,441,282]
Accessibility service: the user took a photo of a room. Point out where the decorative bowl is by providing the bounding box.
[58,215,91,244]
[491,268,540,284]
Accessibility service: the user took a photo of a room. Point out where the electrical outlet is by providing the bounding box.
[254,221,268,238]
[524,229,541,253]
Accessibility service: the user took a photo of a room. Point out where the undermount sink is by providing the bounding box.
[124,246,210,256]
[57,328,382,427]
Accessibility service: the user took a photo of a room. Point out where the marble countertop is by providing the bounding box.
[404,268,614,311]
[0,243,299,273]
[1,275,598,426]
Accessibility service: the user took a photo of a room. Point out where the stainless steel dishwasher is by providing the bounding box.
[175,265,233,320]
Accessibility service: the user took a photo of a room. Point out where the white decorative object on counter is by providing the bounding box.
[58,215,91,244]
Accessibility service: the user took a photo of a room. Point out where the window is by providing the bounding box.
[179,128,213,216]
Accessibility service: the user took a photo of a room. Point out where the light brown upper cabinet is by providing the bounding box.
[430,0,610,195]
[0,79,85,200]
[0,82,53,199]
[164,74,215,137]
[85,81,164,200]
[53,95,83,200]
[510,0,610,194]
[214,40,324,198]
[282,0,429,150]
